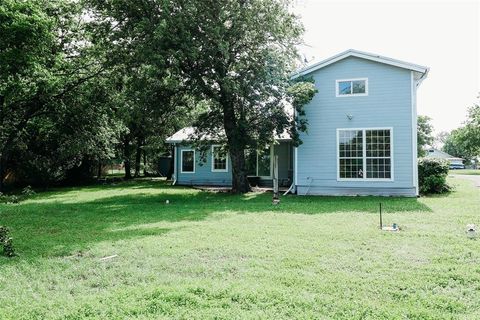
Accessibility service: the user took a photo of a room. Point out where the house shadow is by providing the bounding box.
[0,184,432,262]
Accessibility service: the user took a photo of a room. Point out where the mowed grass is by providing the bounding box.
[0,177,479,319]
[450,169,480,175]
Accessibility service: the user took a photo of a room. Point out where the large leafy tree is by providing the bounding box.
[0,0,116,190]
[164,0,316,192]
[417,115,434,157]
[86,0,316,192]
[443,104,480,165]
[86,0,195,180]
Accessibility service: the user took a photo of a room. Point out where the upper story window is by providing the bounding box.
[211,145,228,172]
[336,78,368,97]
[181,150,195,173]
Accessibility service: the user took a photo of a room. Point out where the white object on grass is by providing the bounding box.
[99,255,118,261]
[466,224,477,239]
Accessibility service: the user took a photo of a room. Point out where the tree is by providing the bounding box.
[0,0,107,190]
[442,127,473,163]
[85,0,316,192]
[417,115,434,157]
[0,0,119,190]
[86,0,197,180]
[434,131,450,149]
[442,104,480,165]
[164,0,316,192]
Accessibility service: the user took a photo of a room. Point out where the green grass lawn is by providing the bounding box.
[450,169,480,175]
[1,177,479,319]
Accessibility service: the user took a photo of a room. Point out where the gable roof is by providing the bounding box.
[425,148,463,161]
[292,49,429,79]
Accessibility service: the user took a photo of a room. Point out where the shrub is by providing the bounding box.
[418,158,451,194]
[0,226,15,257]
[21,185,36,196]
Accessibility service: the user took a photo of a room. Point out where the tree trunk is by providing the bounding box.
[221,93,250,193]
[134,139,142,178]
[143,150,148,176]
[0,155,4,193]
[97,159,102,179]
[229,145,249,193]
[123,137,132,179]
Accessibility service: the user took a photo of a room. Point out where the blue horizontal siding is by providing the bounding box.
[175,142,292,187]
[176,145,232,186]
[297,56,415,196]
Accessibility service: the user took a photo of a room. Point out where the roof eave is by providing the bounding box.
[291,49,428,79]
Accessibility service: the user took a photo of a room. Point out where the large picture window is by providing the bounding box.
[211,145,228,172]
[181,150,195,173]
[338,128,392,180]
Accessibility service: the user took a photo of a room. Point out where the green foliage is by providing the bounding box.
[287,81,318,145]
[442,127,473,163]
[0,0,118,189]
[417,115,434,157]
[21,186,35,196]
[442,104,480,165]
[418,158,451,194]
[0,226,15,257]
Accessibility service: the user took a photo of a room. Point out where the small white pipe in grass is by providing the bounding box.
[283,182,295,195]
[99,255,118,261]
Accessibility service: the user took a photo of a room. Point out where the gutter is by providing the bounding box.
[416,68,429,87]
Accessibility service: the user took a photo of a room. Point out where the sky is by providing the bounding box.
[292,0,479,134]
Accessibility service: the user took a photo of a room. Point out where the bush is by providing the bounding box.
[418,158,451,194]
[0,226,15,257]
[0,194,19,204]
[21,185,36,196]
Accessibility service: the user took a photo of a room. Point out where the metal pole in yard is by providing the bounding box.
[379,203,383,229]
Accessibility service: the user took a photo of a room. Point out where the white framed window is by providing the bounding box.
[181,150,195,173]
[337,128,393,181]
[211,145,228,172]
[336,78,368,97]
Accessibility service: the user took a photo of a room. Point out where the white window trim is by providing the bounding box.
[336,127,394,182]
[336,78,368,97]
[180,149,195,173]
[211,145,228,172]
[256,146,274,179]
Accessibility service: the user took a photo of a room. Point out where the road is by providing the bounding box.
[450,174,480,187]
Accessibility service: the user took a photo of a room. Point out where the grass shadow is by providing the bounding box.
[0,180,432,261]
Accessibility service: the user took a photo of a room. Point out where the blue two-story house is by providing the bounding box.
[166,49,429,196]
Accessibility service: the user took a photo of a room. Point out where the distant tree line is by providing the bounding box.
[0,0,316,193]
[417,103,480,166]
[440,104,480,166]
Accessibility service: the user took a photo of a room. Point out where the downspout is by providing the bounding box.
[172,143,177,185]
[412,68,429,196]
[283,181,294,195]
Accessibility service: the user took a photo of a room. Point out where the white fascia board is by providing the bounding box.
[291,49,428,79]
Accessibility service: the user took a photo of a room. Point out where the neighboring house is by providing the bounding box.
[425,148,464,169]
[166,49,429,196]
